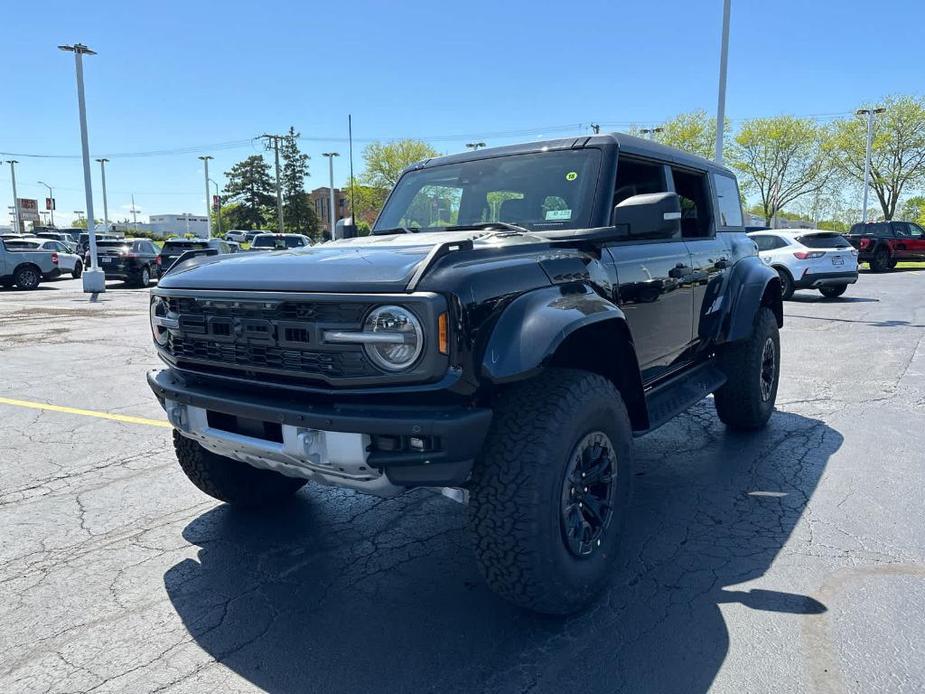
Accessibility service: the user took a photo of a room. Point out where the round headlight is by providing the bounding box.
[150,296,170,346]
[363,305,423,371]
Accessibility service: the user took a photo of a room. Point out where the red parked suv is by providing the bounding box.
[847,221,925,271]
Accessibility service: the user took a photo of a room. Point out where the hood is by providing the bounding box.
[157,230,546,293]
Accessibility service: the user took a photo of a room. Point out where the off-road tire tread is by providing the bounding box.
[467,368,631,614]
[714,307,779,431]
[870,247,891,273]
[173,431,306,506]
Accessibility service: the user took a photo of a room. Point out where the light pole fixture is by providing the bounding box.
[322,152,340,239]
[640,127,664,140]
[857,107,886,223]
[5,160,21,233]
[95,158,110,232]
[715,0,731,164]
[38,180,55,227]
[465,142,486,151]
[60,42,104,294]
[198,155,213,238]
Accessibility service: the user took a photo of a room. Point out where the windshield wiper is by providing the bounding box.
[446,222,531,234]
[373,226,419,235]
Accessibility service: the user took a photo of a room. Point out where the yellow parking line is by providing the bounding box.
[0,396,171,428]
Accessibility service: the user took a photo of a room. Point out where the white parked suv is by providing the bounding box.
[748,229,859,299]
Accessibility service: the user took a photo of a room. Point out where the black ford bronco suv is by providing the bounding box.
[147,133,782,614]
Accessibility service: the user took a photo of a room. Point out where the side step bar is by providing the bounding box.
[634,361,727,437]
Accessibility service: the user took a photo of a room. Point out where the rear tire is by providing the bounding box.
[714,307,780,431]
[467,368,632,614]
[173,431,307,506]
[819,284,847,298]
[775,267,794,300]
[870,247,891,272]
[14,265,41,290]
[72,261,83,279]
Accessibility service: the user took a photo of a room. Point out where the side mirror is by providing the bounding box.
[612,192,682,239]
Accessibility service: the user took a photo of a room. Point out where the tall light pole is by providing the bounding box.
[38,180,54,227]
[6,161,21,233]
[59,42,104,294]
[198,155,213,238]
[209,178,222,236]
[322,152,339,239]
[95,158,109,231]
[857,107,886,223]
[465,142,486,151]
[715,0,731,164]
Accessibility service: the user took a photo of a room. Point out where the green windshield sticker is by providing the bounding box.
[546,209,572,221]
[565,171,578,181]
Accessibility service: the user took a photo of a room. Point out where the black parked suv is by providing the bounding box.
[156,238,232,277]
[847,220,925,271]
[147,134,782,614]
[90,238,159,287]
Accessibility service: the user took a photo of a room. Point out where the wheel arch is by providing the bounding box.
[720,257,783,344]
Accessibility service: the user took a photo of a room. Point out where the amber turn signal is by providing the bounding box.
[438,312,448,354]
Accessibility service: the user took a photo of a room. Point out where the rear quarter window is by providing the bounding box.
[712,174,743,227]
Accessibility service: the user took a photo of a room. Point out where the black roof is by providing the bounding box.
[406,132,736,177]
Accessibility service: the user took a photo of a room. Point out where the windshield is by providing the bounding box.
[374,149,602,233]
[4,240,42,250]
[164,241,208,251]
[252,235,305,248]
[797,233,851,249]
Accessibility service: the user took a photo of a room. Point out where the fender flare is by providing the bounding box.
[481,285,629,383]
[720,256,782,344]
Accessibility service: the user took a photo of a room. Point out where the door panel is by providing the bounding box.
[606,241,695,381]
[685,237,732,345]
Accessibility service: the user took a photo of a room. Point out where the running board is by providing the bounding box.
[634,362,727,437]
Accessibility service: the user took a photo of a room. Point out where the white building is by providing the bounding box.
[148,214,209,239]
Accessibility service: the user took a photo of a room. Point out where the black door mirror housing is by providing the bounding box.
[612,192,682,239]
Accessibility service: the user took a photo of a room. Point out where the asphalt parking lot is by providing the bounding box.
[1,271,924,694]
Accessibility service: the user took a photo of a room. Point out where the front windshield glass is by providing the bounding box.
[374,149,602,233]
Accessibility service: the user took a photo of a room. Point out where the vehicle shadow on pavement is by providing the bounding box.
[165,404,839,694]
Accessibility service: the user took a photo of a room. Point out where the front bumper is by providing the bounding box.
[793,269,859,289]
[147,369,492,494]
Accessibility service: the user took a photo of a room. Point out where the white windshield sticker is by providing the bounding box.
[545,209,572,221]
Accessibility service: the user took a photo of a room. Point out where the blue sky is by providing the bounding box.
[2,0,923,226]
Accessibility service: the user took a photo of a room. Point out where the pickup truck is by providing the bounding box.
[0,239,60,289]
[147,133,782,614]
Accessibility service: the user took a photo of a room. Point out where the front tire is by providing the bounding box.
[72,260,83,279]
[775,267,795,300]
[173,431,307,506]
[714,307,780,431]
[467,369,632,614]
[14,265,41,290]
[819,284,847,298]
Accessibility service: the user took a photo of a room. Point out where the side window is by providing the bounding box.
[909,223,924,238]
[670,167,713,238]
[713,174,743,227]
[893,223,910,237]
[613,157,667,208]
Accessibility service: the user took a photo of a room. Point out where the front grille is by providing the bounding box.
[162,296,378,383]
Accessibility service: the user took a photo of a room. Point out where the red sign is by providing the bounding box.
[212,195,221,211]
[46,197,55,211]
[17,198,40,222]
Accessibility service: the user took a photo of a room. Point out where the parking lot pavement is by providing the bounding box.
[1,271,923,694]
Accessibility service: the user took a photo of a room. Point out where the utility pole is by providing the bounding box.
[715,0,731,164]
[38,179,55,227]
[590,123,601,134]
[95,158,109,231]
[6,161,21,233]
[209,178,222,236]
[348,114,356,228]
[465,142,486,151]
[640,127,664,140]
[198,155,213,238]
[130,194,139,233]
[260,134,285,233]
[59,42,103,294]
[857,107,886,223]
[322,152,339,239]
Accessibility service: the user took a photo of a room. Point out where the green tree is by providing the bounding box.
[279,126,319,237]
[361,139,440,190]
[730,116,832,225]
[827,96,925,220]
[344,177,389,229]
[651,110,728,159]
[899,195,925,225]
[223,155,274,229]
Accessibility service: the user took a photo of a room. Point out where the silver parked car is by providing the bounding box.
[3,237,84,278]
